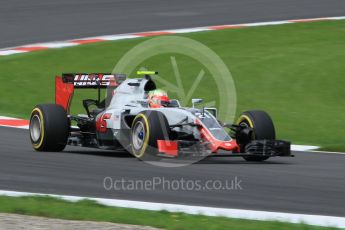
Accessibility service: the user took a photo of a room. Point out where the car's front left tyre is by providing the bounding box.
[130,110,171,161]
[29,104,69,152]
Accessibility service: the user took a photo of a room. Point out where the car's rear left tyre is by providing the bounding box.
[237,110,275,162]
[131,110,171,161]
[29,104,69,152]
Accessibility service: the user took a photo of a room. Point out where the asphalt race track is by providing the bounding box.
[1,0,345,48]
[0,127,344,217]
[1,0,345,218]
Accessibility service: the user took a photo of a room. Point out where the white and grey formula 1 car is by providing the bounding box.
[29,71,291,162]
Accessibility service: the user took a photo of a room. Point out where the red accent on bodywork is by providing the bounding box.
[157,140,178,156]
[55,76,74,111]
[196,119,240,153]
[96,113,112,133]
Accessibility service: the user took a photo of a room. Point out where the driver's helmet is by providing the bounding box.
[148,89,170,108]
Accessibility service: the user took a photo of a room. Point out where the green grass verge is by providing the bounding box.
[1,20,345,150]
[0,196,340,230]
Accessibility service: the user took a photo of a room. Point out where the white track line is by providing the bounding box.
[0,16,345,56]
[21,42,77,48]
[243,21,292,26]
[310,150,345,155]
[0,50,27,55]
[291,145,319,151]
[0,116,18,120]
[0,190,343,228]
[0,125,29,129]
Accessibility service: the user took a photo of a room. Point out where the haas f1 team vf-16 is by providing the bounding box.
[29,71,291,162]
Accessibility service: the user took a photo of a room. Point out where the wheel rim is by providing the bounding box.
[239,118,256,139]
[132,121,146,151]
[239,121,249,128]
[30,114,41,142]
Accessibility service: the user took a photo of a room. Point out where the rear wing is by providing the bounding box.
[56,73,126,112]
[61,73,126,88]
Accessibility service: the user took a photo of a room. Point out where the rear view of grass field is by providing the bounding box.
[1,20,345,151]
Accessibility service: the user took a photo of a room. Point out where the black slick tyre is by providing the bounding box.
[237,110,275,162]
[29,104,69,152]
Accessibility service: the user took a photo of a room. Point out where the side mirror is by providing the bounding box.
[192,98,203,108]
[205,107,217,118]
